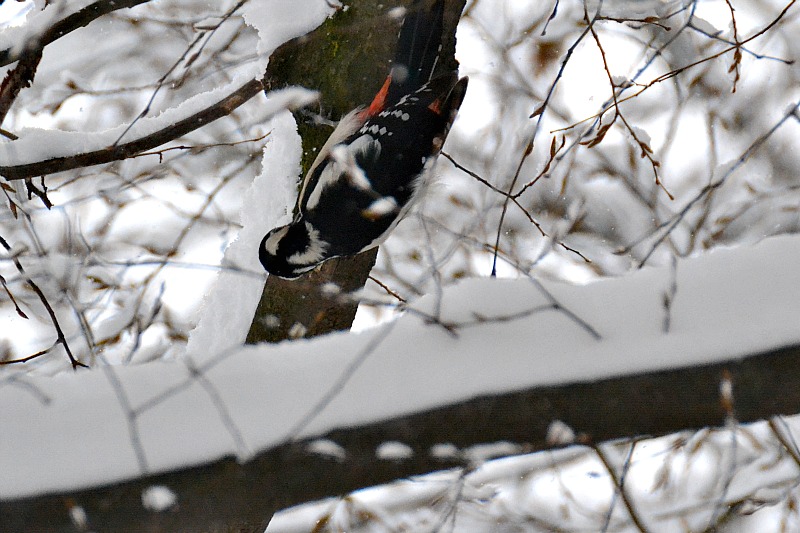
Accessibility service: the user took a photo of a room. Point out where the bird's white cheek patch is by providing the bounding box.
[287,222,329,266]
[263,226,290,255]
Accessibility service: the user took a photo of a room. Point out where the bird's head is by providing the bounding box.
[259,221,329,279]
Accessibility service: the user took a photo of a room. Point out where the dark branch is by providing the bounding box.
[0,78,265,180]
[0,0,153,68]
[0,49,42,126]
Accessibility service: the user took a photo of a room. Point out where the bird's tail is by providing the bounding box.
[386,0,447,104]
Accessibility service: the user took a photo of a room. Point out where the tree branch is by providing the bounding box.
[0,0,153,68]
[0,49,42,127]
[3,342,800,531]
[0,78,265,180]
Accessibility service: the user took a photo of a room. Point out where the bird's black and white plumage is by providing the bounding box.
[260,0,468,279]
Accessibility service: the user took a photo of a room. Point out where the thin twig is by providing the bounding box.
[584,6,671,199]
[368,275,407,303]
[492,140,533,276]
[630,100,800,267]
[0,345,51,366]
[769,417,800,469]
[0,272,27,318]
[595,441,651,533]
[0,234,87,369]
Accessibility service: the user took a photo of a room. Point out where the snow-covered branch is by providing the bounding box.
[0,83,317,180]
[0,0,153,68]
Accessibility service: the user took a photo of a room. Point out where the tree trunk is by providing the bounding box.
[247,0,467,343]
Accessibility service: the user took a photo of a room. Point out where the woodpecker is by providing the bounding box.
[260,0,468,279]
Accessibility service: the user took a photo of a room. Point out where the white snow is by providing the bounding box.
[141,484,178,512]
[376,441,414,461]
[68,504,88,530]
[429,443,461,461]
[0,0,33,30]
[691,15,722,35]
[184,110,303,361]
[545,419,577,446]
[241,0,338,58]
[462,441,524,464]
[0,0,332,173]
[306,439,347,461]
